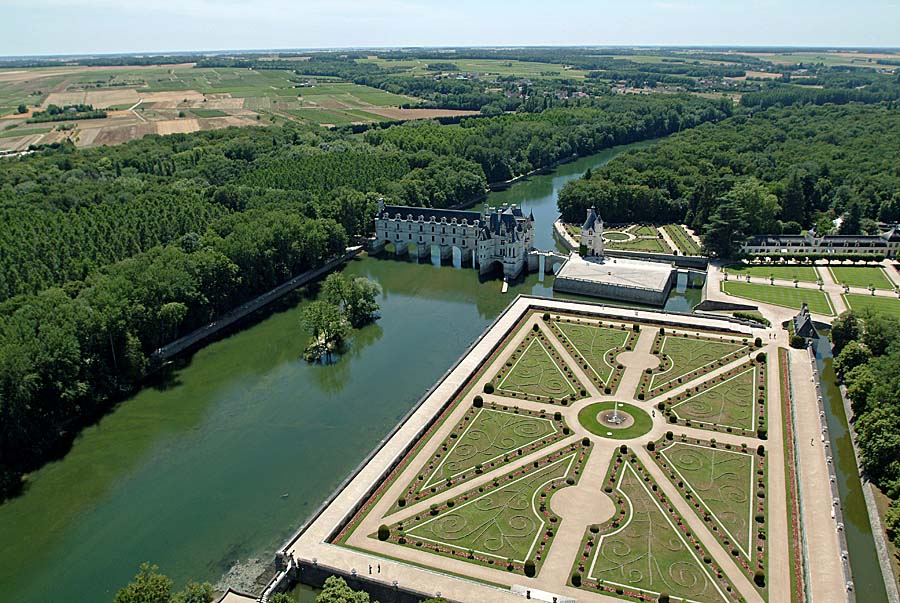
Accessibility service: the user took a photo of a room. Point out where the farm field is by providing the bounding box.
[725,263,819,283]
[842,293,900,316]
[0,64,470,149]
[722,281,835,315]
[358,56,590,79]
[828,266,895,290]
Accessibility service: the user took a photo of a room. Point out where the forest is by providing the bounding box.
[557,103,900,256]
[832,311,900,552]
[0,93,726,499]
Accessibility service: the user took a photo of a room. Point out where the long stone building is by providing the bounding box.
[742,227,900,258]
[372,201,535,278]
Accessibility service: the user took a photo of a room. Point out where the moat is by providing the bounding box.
[0,141,878,603]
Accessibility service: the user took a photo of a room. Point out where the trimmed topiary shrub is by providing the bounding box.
[484,383,494,394]
[754,569,766,587]
[473,395,483,408]
[571,572,582,587]
[378,524,390,541]
[647,441,655,452]
[754,337,763,348]
[659,594,670,603]
[524,559,536,577]
[542,312,550,321]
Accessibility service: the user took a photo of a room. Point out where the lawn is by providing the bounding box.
[842,293,900,317]
[387,448,586,571]
[602,231,630,241]
[631,225,659,237]
[391,404,568,512]
[587,461,730,603]
[605,237,671,254]
[722,281,835,315]
[551,321,631,386]
[577,402,652,440]
[644,333,747,397]
[495,333,584,402]
[829,266,895,290]
[420,408,559,490]
[670,364,761,431]
[663,224,703,256]
[658,442,756,560]
[725,263,819,283]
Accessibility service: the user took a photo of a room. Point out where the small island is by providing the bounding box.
[301,273,381,362]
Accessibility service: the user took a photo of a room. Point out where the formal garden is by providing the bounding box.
[842,292,900,316]
[547,315,636,394]
[379,442,591,576]
[390,403,570,512]
[722,281,835,315]
[662,358,767,437]
[573,449,740,603]
[828,266,895,290]
[637,329,750,399]
[334,308,782,603]
[491,326,588,404]
[652,436,768,593]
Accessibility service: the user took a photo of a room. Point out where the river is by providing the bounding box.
[0,141,702,602]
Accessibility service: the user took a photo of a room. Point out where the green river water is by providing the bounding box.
[2,141,875,603]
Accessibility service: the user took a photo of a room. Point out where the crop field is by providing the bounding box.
[828,266,895,290]
[358,56,590,79]
[725,264,819,283]
[0,64,459,149]
[842,293,900,316]
[722,281,835,315]
[586,460,731,603]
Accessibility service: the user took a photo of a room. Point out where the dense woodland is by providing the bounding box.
[557,103,900,256]
[0,93,724,499]
[832,311,900,552]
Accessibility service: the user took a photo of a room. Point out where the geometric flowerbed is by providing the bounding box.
[652,436,768,593]
[547,316,636,394]
[638,330,750,400]
[572,447,740,603]
[390,403,569,512]
[327,305,787,603]
[661,357,767,437]
[493,326,587,404]
[379,441,591,576]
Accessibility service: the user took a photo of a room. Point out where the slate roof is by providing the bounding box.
[582,207,601,231]
[793,303,819,339]
[381,205,480,224]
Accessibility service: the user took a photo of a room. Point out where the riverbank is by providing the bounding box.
[0,143,698,603]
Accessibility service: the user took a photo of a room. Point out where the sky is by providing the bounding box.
[2,0,899,56]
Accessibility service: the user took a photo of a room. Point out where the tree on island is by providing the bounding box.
[302,274,381,362]
[302,300,349,362]
[321,273,382,328]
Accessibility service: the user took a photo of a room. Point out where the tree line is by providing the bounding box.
[0,94,730,499]
[556,103,900,256]
[831,310,900,555]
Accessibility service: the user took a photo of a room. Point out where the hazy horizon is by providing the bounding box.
[3,0,900,57]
